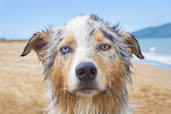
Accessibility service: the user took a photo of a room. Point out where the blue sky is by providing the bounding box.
[0,0,171,39]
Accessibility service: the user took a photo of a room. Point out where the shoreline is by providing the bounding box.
[133,59,171,70]
[133,52,171,70]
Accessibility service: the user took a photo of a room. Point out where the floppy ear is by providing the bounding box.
[122,33,144,59]
[21,30,49,62]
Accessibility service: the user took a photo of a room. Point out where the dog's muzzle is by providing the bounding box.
[66,62,109,96]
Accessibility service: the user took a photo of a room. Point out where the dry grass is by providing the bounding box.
[0,41,47,114]
[0,41,171,114]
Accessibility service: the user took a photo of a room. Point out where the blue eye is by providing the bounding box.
[60,46,70,54]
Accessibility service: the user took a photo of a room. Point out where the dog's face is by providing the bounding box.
[57,31,117,96]
[21,15,144,97]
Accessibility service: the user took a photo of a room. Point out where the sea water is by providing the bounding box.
[133,38,171,69]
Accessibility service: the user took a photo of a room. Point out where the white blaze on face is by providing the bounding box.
[64,15,91,91]
[68,33,94,91]
[69,44,92,91]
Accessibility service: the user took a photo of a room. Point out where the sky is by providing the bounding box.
[0,0,171,39]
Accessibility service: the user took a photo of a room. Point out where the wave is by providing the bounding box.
[133,52,171,69]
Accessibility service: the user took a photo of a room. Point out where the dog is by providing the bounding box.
[21,15,144,114]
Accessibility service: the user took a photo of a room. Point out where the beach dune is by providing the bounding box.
[0,41,171,114]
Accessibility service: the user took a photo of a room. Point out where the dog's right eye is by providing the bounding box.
[60,46,70,54]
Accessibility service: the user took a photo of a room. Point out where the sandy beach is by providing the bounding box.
[0,40,171,114]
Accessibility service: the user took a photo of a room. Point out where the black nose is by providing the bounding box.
[76,62,97,81]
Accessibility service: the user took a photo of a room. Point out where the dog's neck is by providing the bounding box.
[45,84,132,114]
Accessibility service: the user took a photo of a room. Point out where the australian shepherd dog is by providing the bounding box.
[21,15,144,114]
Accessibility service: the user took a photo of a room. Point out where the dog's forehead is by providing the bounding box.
[63,15,107,45]
[49,15,122,51]
[65,15,90,29]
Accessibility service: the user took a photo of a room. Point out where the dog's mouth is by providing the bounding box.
[78,87,96,94]
[66,87,96,96]
[99,85,109,95]
[66,85,110,96]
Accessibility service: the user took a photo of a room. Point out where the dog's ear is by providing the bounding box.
[21,30,49,62]
[122,33,144,59]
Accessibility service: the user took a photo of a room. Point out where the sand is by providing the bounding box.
[0,40,171,114]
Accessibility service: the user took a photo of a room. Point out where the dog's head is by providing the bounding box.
[22,15,144,97]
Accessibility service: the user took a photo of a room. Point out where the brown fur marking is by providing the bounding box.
[92,49,127,113]
[122,33,144,59]
[50,55,76,113]
[65,35,75,45]
[94,31,104,42]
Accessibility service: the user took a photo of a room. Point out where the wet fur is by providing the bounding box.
[21,15,144,114]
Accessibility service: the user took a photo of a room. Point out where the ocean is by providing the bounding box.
[133,38,171,69]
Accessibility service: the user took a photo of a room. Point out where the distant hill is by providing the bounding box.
[132,23,171,38]
[0,37,6,40]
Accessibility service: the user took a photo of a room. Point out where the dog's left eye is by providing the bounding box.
[99,44,111,51]
[60,46,70,54]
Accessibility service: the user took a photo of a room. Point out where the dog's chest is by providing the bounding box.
[74,98,104,114]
